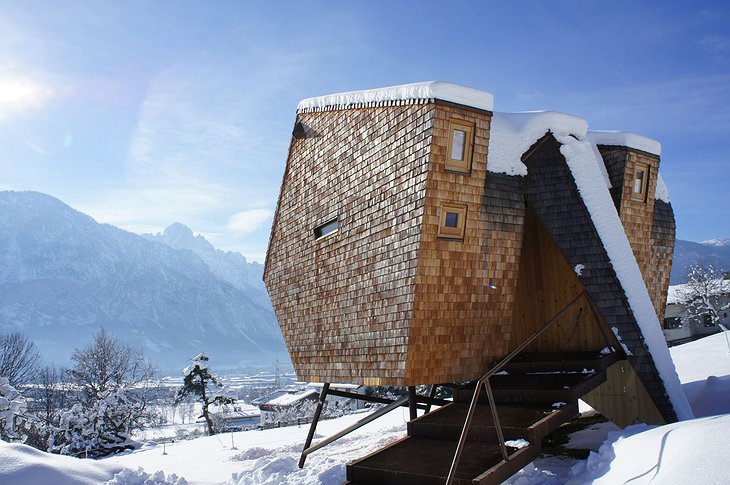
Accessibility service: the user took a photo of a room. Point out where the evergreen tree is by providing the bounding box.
[177,354,234,436]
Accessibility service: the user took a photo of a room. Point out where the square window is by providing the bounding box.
[632,162,650,202]
[445,211,459,228]
[446,120,474,174]
[437,202,467,239]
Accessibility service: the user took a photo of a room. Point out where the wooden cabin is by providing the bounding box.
[263,82,692,482]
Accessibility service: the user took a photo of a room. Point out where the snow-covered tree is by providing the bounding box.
[0,332,41,387]
[679,264,730,326]
[49,389,146,457]
[177,354,234,436]
[0,376,28,442]
[49,329,157,457]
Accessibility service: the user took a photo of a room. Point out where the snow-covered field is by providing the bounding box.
[2,332,730,484]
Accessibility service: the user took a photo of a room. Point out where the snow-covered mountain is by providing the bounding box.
[142,223,270,307]
[671,238,730,284]
[701,237,730,247]
[0,191,286,373]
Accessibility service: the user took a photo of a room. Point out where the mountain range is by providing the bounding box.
[0,191,287,374]
[670,238,730,284]
[0,190,726,374]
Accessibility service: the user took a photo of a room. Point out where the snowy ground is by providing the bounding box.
[2,332,730,484]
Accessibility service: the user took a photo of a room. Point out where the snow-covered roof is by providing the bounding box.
[297,81,494,113]
[259,389,318,407]
[655,172,670,203]
[488,110,692,420]
[588,130,662,156]
[488,111,611,188]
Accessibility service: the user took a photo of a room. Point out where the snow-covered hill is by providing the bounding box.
[2,331,730,484]
[0,191,286,373]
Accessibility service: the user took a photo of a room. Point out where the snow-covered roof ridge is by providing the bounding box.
[488,111,612,187]
[588,130,662,156]
[296,81,494,113]
[557,133,693,420]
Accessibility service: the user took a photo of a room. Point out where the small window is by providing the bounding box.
[664,317,682,329]
[632,162,649,202]
[437,202,467,240]
[314,218,338,239]
[446,120,474,173]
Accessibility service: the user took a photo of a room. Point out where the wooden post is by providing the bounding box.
[408,386,417,420]
[425,384,438,414]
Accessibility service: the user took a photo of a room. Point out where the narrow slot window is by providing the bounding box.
[632,162,650,202]
[314,218,338,239]
[451,129,466,160]
[446,120,474,174]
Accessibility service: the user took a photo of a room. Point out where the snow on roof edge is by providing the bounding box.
[655,172,670,203]
[589,130,662,156]
[297,81,494,112]
[557,134,693,421]
[488,111,611,188]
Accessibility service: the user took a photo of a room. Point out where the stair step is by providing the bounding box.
[503,351,622,374]
[408,401,578,442]
[455,370,607,404]
[347,436,541,485]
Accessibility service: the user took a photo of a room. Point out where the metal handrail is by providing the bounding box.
[445,290,616,485]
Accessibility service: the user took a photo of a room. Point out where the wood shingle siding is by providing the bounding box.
[596,145,675,322]
[264,103,436,384]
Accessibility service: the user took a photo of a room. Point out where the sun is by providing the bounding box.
[0,76,52,115]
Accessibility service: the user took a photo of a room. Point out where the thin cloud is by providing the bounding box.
[227,208,273,234]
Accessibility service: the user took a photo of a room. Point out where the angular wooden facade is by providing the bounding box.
[264,82,680,424]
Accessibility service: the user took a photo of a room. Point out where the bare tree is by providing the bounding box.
[0,332,41,386]
[679,263,730,325]
[37,365,68,426]
[24,365,67,450]
[68,329,155,403]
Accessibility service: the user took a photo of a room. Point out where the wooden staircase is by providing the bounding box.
[346,351,623,485]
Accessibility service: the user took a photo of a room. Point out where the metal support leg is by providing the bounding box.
[425,384,438,414]
[408,386,417,420]
[298,382,329,468]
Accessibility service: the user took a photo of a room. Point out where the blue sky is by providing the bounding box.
[1,1,728,261]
